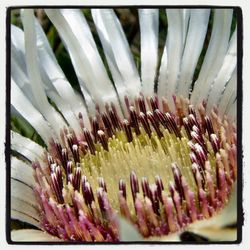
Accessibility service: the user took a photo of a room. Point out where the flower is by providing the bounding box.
[10,8,238,242]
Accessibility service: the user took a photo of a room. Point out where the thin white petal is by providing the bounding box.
[11,79,53,144]
[187,227,237,241]
[91,9,141,98]
[177,9,210,98]
[11,156,35,187]
[148,233,181,242]
[11,210,40,228]
[11,179,38,208]
[21,10,67,137]
[139,9,159,97]
[12,22,89,130]
[11,229,61,242]
[218,70,236,118]
[11,196,40,223]
[227,98,236,119]
[119,217,143,241]
[45,9,122,115]
[11,130,44,161]
[158,9,184,107]
[191,9,233,105]
[91,9,128,113]
[182,9,191,43]
[206,29,237,111]
[46,90,81,133]
[33,18,90,128]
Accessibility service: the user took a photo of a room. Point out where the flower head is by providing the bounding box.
[10,8,238,242]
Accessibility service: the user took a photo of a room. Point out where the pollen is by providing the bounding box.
[32,95,237,241]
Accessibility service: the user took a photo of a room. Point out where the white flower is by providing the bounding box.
[10,8,237,242]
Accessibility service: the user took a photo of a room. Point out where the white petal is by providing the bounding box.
[11,79,53,144]
[11,179,38,208]
[139,9,159,97]
[91,9,128,113]
[191,9,233,106]
[11,156,35,187]
[158,9,184,107]
[11,131,44,162]
[45,9,122,115]
[218,70,236,118]
[11,210,40,228]
[177,9,210,98]
[91,9,141,98]
[227,98,236,119]
[187,227,237,241]
[11,229,61,242]
[148,233,181,241]
[21,10,67,138]
[182,9,191,43]
[206,29,237,111]
[11,196,40,225]
[46,90,81,133]
[119,217,143,241]
[33,18,90,128]
[12,22,89,130]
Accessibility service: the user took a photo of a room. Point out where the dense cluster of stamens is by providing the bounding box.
[32,95,237,241]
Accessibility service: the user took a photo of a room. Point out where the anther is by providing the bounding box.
[119,179,127,200]
[139,112,151,137]
[129,106,140,135]
[91,117,99,142]
[66,161,73,182]
[210,134,220,154]
[141,177,151,199]
[183,117,192,139]
[205,116,215,135]
[110,103,122,130]
[61,148,69,171]
[155,175,164,202]
[101,113,114,138]
[98,177,107,192]
[153,109,170,131]
[130,171,139,203]
[171,163,184,201]
[82,181,95,206]
[188,105,196,118]
[123,119,133,142]
[150,96,159,111]
[83,128,96,155]
[51,171,64,204]
[165,113,181,138]
[138,95,147,114]
[73,164,82,192]
[97,130,108,151]
[72,144,80,163]
[147,111,163,138]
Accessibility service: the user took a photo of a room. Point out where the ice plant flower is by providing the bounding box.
[10,8,238,242]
